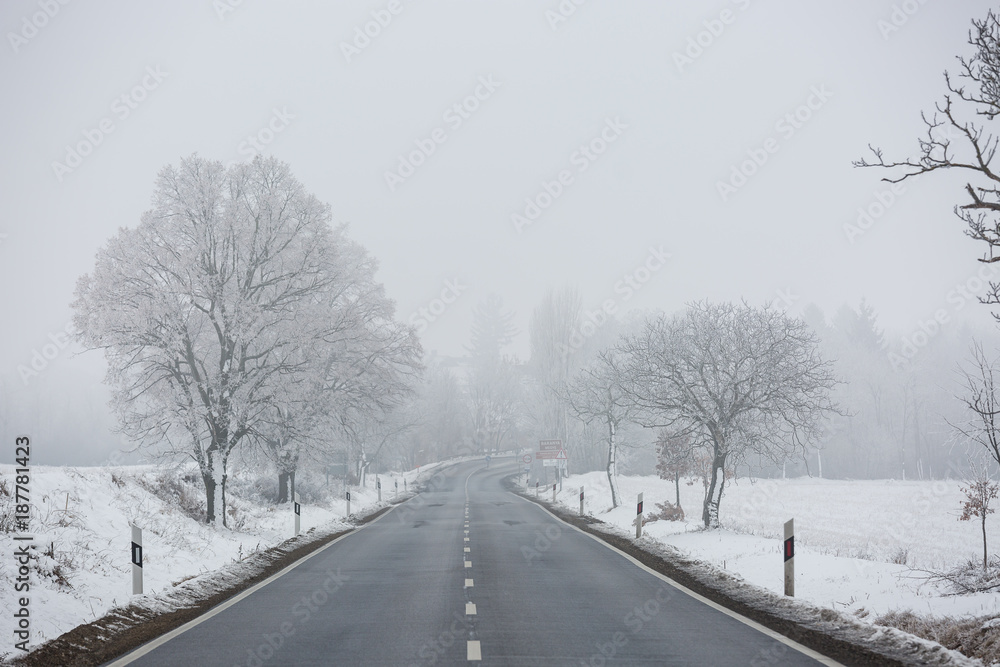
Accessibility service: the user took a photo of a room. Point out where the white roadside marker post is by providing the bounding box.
[784,518,794,597]
[552,483,556,503]
[377,476,382,502]
[579,486,584,516]
[130,524,143,595]
[635,493,644,539]
[535,481,539,498]
[346,490,351,517]
[395,479,398,500]
[294,492,301,537]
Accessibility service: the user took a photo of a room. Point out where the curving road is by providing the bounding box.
[107,459,837,666]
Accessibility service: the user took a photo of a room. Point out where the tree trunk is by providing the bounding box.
[675,470,681,509]
[607,417,620,509]
[702,451,727,529]
[203,448,228,526]
[984,513,989,572]
[203,470,216,524]
[277,471,291,504]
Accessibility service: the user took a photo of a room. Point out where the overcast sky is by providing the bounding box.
[2,1,998,463]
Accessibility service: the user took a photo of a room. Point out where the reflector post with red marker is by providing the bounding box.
[784,518,794,597]
[636,492,644,539]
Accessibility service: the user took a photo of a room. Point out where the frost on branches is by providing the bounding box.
[72,155,420,525]
[616,302,839,528]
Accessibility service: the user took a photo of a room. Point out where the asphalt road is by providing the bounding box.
[109,459,836,666]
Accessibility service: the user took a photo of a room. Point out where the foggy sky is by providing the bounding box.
[2,0,998,463]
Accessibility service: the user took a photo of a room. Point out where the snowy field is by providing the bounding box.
[0,461,443,655]
[543,472,1000,620]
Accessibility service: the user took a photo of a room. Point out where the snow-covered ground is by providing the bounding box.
[0,461,442,656]
[542,472,1000,620]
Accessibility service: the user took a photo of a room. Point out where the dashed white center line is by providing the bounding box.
[464,537,469,541]
[466,602,477,615]
[465,578,474,587]
[467,640,481,661]
[464,560,472,568]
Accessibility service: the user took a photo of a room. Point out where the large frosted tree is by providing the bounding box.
[72,155,382,525]
[617,302,838,528]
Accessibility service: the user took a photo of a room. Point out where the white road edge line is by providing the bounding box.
[511,492,843,667]
[107,505,400,666]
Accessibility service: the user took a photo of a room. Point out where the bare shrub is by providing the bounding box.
[0,479,14,533]
[651,501,685,522]
[876,610,1000,666]
[137,469,205,523]
[917,557,1000,595]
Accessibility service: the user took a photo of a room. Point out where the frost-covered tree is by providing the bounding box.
[261,240,422,502]
[469,357,524,453]
[468,294,517,364]
[953,341,1000,473]
[409,361,472,465]
[617,302,839,528]
[72,155,395,525]
[528,287,582,446]
[466,295,523,453]
[565,350,637,508]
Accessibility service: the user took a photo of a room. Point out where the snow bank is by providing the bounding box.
[0,462,424,659]
[547,472,1000,620]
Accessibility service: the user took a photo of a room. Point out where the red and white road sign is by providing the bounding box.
[536,450,559,459]
[556,449,568,460]
[522,454,532,464]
